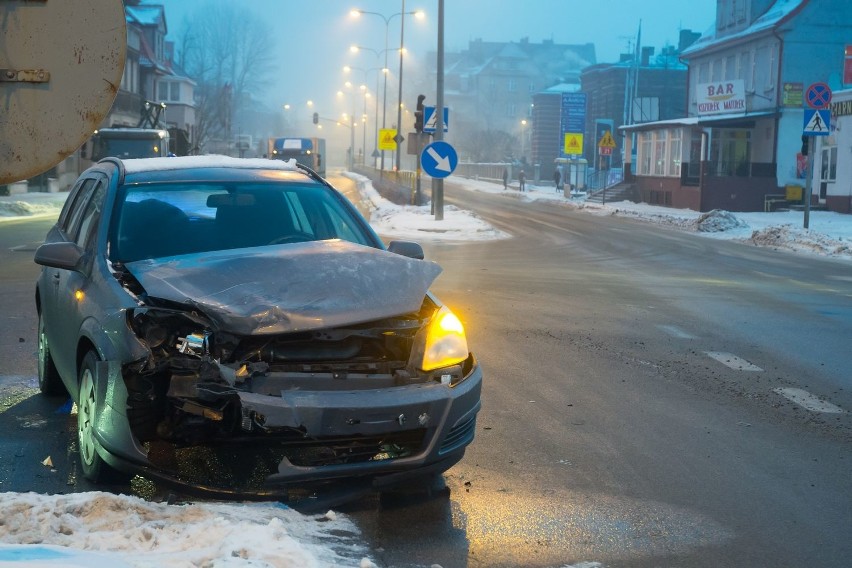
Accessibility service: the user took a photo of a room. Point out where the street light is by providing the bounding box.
[350,5,425,171]
[520,119,528,161]
[344,65,382,166]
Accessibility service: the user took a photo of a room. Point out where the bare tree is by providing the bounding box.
[174,1,276,152]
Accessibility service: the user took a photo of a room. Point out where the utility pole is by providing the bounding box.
[432,0,445,220]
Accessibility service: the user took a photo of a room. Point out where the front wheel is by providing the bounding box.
[77,351,120,483]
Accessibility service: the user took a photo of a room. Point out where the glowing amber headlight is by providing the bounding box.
[419,306,468,372]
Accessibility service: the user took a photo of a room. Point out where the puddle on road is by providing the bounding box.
[442,474,733,566]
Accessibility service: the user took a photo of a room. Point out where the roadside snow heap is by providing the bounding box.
[695,209,749,233]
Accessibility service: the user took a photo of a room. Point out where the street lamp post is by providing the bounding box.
[521,119,528,161]
[344,65,381,167]
[350,5,424,172]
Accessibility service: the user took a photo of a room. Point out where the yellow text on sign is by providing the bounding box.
[379,128,398,151]
[564,133,583,155]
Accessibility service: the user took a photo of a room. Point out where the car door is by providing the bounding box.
[50,176,107,383]
[39,177,96,381]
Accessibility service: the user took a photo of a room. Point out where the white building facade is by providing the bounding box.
[623,0,852,213]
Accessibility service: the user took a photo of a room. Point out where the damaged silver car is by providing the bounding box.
[34,156,482,498]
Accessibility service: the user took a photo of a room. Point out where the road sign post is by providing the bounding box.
[802,82,833,228]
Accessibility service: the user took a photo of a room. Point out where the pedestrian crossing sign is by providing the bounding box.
[803,109,830,136]
[379,128,398,150]
[564,132,583,155]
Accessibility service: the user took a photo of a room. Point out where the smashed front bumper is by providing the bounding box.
[94,356,482,496]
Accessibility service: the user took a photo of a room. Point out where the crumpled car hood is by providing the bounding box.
[124,240,442,335]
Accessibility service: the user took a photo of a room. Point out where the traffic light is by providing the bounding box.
[313,112,319,125]
[414,94,425,133]
[801,134,808,156]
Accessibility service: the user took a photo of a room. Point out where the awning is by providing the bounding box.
[619,110,777,132]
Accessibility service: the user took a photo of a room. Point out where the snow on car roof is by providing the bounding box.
[122,155,300,174]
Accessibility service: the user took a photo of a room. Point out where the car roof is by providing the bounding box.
[100,155,321,185]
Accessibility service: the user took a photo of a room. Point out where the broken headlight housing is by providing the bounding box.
[409,305,468,375]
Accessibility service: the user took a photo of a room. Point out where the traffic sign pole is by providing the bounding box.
[804,136,813,229]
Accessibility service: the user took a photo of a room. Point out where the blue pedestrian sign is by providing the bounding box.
[421,140,458,178]
[423,106,449,133]
[803,108,830,136]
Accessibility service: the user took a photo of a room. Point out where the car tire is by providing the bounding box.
[78,351,121,483]
[37,312,66,396]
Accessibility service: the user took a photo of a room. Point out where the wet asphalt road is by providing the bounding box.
[2,180,851,567]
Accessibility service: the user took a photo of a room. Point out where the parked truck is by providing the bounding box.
[267,137,326,176]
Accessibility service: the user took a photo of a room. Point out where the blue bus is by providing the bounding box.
[268,137,326,176]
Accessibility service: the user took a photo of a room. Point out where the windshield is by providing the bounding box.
[110,181,374,263]
[94,138,165,160]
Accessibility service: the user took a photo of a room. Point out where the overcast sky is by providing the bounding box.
[153,0,716,116]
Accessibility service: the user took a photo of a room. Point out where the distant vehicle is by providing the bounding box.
[268,137,326,176]
[85,127,171,161]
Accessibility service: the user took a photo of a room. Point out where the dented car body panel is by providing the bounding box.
[34,156,482,496]
[125,240,443,335]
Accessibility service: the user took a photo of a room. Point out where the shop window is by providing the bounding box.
[639,131,652,175]
[668,129,682,177]
[654,130,668,176]
[709,129,751,177]
[820,146,837,182]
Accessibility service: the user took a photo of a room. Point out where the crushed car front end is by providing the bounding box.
[96,241,482,496]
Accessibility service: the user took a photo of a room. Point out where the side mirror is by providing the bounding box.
[34,242,84,271]
[387,240,424,260]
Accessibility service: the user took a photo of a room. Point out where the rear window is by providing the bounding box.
[109,182,375,263]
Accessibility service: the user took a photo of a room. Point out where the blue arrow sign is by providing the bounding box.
[421,140,458,178]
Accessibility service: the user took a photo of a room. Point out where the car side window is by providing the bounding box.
[73,180,107,249]
[58,178,93,235]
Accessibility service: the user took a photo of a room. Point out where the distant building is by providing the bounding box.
[622,0,852,213]
[428,38,595,162]
[581,29,699,169]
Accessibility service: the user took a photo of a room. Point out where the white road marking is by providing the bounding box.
[773,388,846,414]
[658,325,696,339]
[705,351,763,372]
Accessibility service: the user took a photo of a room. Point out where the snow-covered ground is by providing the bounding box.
[1,171,849,567]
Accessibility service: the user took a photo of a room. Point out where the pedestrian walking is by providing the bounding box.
[519,169,526,192]
[502,167,508,190]
[553,168,561,193]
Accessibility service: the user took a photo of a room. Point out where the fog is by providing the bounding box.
[148,0,715,164]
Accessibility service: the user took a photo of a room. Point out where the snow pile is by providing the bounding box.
[695,209,749,233]
[749,224,851,256]
[0,492,374,567]
[346,173,510,242]
[0,196,67,218]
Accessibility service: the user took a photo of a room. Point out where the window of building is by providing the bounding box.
[698,62,709,84]
[766,43,777,91]
[820,145,837,182]
[508,79,517,92]
[748,49,756,91]
[725,55,736,80]
[639,131,652,175]
[668,129,682,177]
[653,130,668,176]
[158,81,181,102]
[711,58,721,82]
[507,103,516,117]
[709,129,751,176]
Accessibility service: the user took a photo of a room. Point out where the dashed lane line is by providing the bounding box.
[704,351,764,372]
[773,388,846,414]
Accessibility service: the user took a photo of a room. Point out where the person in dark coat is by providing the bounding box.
[502,167,508,190]
[553,168,561,193]
[518,169,526,192]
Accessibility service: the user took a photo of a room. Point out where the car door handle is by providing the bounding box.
[52,272,60,282]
